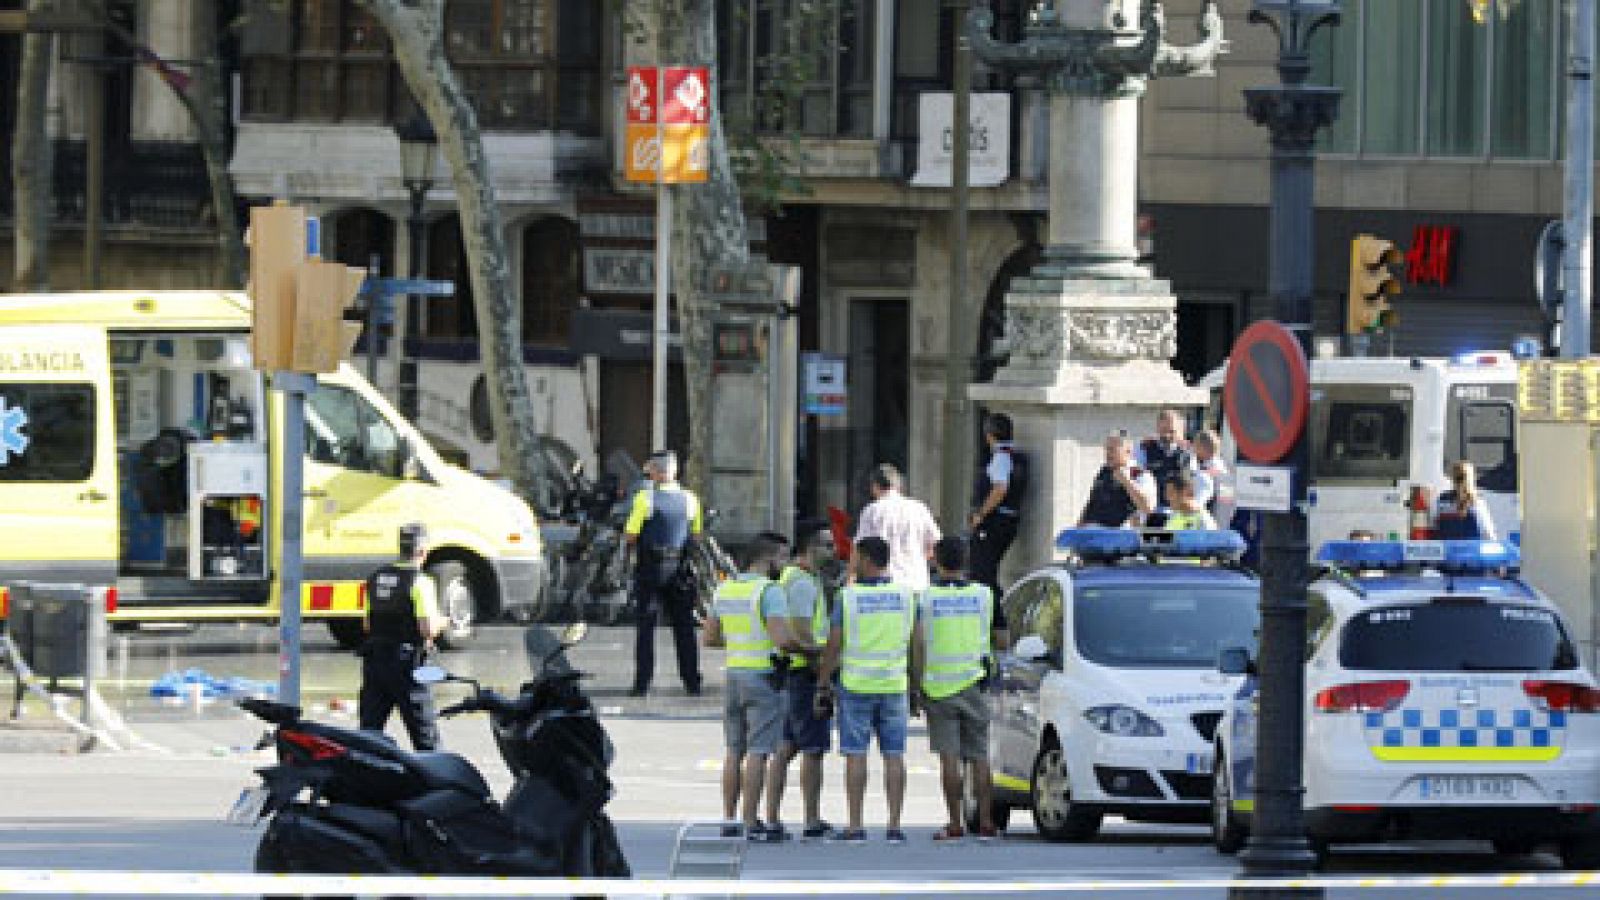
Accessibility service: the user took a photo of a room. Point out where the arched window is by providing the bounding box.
[426,216,477,340]
[521,217,580,346]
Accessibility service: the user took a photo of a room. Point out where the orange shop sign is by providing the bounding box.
[623,66,710,184]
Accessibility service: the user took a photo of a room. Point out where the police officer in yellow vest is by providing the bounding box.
[1161,471,1218,531]
[702,533,801,842]
[816,535,915,845]
[359,523,448,751]
[763,525,838,840]
[909,536,1004,841]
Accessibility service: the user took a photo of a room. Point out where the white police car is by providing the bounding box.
[981,529,1259,840]
[1210,539,1600,867]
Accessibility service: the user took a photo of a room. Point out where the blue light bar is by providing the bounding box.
[1055,528,1246,560]
[1316,539,1520,571]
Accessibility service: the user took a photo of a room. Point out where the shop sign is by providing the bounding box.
[623,66,710,184]
[1406,225,1459,287]
[910,92,1010,188]
[583,247,655,295]
[803,353,847,416]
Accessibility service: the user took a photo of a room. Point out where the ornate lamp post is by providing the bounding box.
[1236,1,1340,893]
[394,111,438,420]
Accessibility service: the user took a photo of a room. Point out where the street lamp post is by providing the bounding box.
[395,111,438,421]
[1236,1,1341,895]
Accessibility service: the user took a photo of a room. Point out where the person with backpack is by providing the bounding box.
[968,413,1027,597]
[623,450,703,698]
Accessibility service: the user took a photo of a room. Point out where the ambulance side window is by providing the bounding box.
[1310,385,1412,482]
[304,385,405,478]
[0,384,96,482]
[1445,399,1516,493]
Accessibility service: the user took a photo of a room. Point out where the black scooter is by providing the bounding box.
[230,623,629,881]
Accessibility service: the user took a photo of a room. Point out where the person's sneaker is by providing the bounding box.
[932,824,966,842]
[685,684,704,697]
[975,825,1001,842]
[801,821,835,840]
[748,823,791,843]
[719,822,743,839]
[828,828,868,845]
[885,828,908,845]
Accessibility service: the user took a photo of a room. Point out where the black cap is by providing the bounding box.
[399,522,428,557]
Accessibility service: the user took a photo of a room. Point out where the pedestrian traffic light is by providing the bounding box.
[1345,234,1402,335]
[247,201,368,373]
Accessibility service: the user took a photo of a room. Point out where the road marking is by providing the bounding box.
[2,867,1598,895]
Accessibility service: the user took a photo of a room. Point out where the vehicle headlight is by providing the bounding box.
[1084,705,1165,737]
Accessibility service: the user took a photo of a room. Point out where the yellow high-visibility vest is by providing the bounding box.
[839,582,915,694]
[714,577,775,670]
[918,582,993,700]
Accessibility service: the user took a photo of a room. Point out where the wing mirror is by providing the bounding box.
[1217,645,1255,676]
[413,664,450,685]
[1012,635,1049,662]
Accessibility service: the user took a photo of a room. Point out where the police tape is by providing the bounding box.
[0,869,1598,896]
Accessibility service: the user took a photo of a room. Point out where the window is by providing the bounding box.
[1001,577,1043,652]
[1310,0,1558,160]
[1445,393,1517,493]
[1341,601,1577,672]
[1073,584,1259,669]
[718,0,877,138]
[0,384,96,483]
[305,384,405,478]
[1311,386,1412,482]
[1307,590,1333,656]
[240,0,597,132]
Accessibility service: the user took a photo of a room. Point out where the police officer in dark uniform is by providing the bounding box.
[1137,408,1195,500]
[624,451,704,697]
[359,522,447,751]
[967,413,1027,597]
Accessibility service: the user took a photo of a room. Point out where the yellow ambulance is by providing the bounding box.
[0,291,546,649]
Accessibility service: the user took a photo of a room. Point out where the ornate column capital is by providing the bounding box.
[1243,85,1342,157]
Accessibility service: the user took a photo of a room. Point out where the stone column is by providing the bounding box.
[966,0,1224,581]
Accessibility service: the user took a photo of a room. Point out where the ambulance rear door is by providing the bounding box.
[0,325,119,586]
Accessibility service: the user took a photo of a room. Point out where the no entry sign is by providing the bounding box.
[1225,320,1310,464]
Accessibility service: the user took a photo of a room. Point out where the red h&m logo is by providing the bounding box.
[1405,225,1459,287]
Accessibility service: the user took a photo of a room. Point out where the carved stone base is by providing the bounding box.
[970,277,1204,584]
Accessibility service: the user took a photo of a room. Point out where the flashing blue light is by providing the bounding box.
[1316,539,1520,571]
[1055,528,1246,560]
[1451,350,1512,367]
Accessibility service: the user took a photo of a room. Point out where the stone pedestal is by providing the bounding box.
[971,278,1204,582]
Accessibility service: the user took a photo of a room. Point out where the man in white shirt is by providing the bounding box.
[853,464,940,590]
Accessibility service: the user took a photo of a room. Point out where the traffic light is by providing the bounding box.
[247,202,367,374]
[1345,233,1402,335]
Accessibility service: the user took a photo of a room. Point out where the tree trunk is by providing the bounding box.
[659,0,751,494]
[11,0,55,291]
[361,0,548,507]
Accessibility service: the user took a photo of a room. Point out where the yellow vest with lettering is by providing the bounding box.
[714,577,774,671]
[918,582,993,700]
[840,582,915,694]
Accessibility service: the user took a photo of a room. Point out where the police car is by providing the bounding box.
[980,529,1259,840]
[1210,539,1600,867]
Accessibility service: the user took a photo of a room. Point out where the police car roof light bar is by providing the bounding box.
[1315,539,1520,573]
[1055,528,1246,562]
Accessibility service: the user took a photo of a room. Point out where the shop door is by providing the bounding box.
[599,361,688,470]
[847,298,910,502]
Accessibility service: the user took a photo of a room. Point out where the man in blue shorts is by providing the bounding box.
[817,536,915,844]
[764,525,837,839]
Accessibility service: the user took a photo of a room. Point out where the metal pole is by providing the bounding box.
[84,55,105,290]
[940,2,974,528]
[1238,2,1341,895]
[400,189,426,420]
[275,372,315,709]
[365,253,381,383]
[652,185,672,453]
[1564,0,1594,358]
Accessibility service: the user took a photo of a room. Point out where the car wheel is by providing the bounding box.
[1211,749,1247,855]
[325,618,365,652]
[1560,836,1600,869]
[962,761,1011,833]
[428,560,477,651]
[1030,737,1101,842]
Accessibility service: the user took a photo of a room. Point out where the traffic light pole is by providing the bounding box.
[274,371,315,710]
[1239,2,1341,896]
[1564,0,1594,358]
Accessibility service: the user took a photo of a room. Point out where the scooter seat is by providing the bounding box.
[411,752,491,799]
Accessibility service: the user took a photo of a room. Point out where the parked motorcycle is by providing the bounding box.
[229,622,629,884]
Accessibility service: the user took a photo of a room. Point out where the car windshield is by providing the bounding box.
[1074,584,1259,669]
[1340,602,1579,672]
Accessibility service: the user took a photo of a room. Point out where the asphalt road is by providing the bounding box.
[0,624,1585,898]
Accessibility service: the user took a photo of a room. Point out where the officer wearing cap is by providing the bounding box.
[359,522,448,750]
[624,450,704,697]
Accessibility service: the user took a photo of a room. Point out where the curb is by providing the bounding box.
[0,724,86,754]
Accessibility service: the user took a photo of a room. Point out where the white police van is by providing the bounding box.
[1199,352,1520,553]
[1210,539,1600,867]
[982,529,1259,840]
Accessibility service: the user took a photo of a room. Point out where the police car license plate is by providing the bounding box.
[225,787,268,825]
[1416,775,1517,802]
